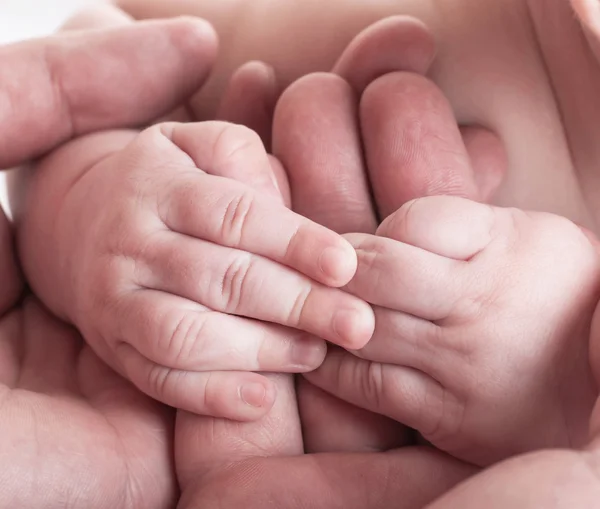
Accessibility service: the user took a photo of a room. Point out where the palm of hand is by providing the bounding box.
[0,297,176,509]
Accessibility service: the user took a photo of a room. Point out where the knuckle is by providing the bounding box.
[219,190,256,246]
[157,176,195,228]
[383,197,423,241]
[213,123,262,164]
[363,361,386,410]
[286,284,312,327]
[146,363,178,400]
[218,253,254,313]
[421,383,463,445]
[158,309,208,366]
[199,371,218,415]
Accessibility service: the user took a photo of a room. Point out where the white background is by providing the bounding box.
[0,0,97,209]
[0,0,96,44]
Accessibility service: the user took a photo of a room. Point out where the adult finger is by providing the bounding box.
[0,18,217,167]
[333,16,435,94]
[297,378,411,453]
[179,446,475,509]
[273,73,377,234]
[461,126,506,202]
[360,73,505,218]
[176,373,303,487]
[217,61,279,151]
[0,207,22,314]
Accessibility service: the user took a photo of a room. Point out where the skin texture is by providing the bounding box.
[19,117,382,420]
[308,194,600,465]
[108,2,600,506]
[117,0,600,232]
[0,14,247,509]
[11,7,485,508]
[11,2,600,508]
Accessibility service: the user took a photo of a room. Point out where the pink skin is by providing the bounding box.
[117,0,600,231]
[15,4,600,509]
[151,8,600,508]
[307,194,600,466]
[0,14,239,509]
[14,6,382,423]
[173,15,513,509]
[20,118,381,420]
[11,8,486,508]
[288,68,599,466]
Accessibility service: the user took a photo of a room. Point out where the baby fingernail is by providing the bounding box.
[318,245,357,287]
[334,305,375,349]
[240,382,267,407]
[292,337,327,368]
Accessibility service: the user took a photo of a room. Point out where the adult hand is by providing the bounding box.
[175,18,501,509]
[272,17,506,454]
[0,6,219,507]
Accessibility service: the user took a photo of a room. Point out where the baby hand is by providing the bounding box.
[307,195,600,465]
[46,121,374,420]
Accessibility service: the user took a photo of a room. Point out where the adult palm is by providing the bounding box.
[1,14,217,508]
[0,296,176,508]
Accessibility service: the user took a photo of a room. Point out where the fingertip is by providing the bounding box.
[162,16,219,69]
[217,61,279,150]
[334,16,436,94]
[460,126,506,202]
[170,16,218,47]
[318,242,358,287]
[292,334,328,370]
[238,377,277,420]
[333,301,376,350]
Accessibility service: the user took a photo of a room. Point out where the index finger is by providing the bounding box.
[0,17,217,168]
[124,122,359,288]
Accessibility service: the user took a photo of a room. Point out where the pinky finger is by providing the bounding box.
[116,343,276,420]
[304,348,448,437]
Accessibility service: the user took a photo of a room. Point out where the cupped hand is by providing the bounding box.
[1,7,232,507]
[0,297,177,508]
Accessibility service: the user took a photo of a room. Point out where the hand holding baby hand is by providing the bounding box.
[307,195,600,465]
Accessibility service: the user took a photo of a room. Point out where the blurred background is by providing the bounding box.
[0,0,97,208]
[0,0,96,43]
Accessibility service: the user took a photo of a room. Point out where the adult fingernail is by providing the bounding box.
[291,337,327,369]
[240,382,267,407]
[318,245,357,287]
[333,305,375,349]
